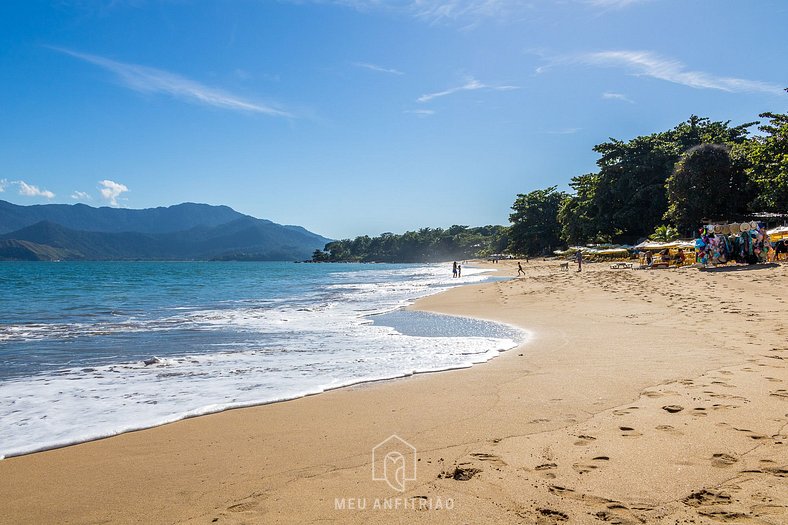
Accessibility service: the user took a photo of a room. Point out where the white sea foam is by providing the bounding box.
[0,264,526,459]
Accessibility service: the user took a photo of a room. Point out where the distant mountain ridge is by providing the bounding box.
[0,200,247,234]
[0,200,331,261]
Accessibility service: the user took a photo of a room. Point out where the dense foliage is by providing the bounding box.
[508,186,566,256]
[557,116,755,244]
[312,225,509,263]
[733,110,788,213]
[664,144,751,231]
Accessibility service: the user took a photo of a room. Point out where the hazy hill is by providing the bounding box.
[0,200,246,235]
[0,201,331,261]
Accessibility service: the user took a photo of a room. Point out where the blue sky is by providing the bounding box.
[0,0,785,239]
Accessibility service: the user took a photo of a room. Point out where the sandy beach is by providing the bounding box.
[1,259,786,524]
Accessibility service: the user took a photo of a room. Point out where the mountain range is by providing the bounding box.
[0,200,331,261]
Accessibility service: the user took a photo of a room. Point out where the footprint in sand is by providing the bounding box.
[619,426,642,437]
[535,507,569,524]
[770,389,788,399]
[729,426,770,440]
[710,403,738,410]
[612,406,639,416]
[594,504,644,525]
[655,424,683,435]
[662,404,684,413]
[642,390,665,398]
[683,489,732,507]
[470,452,507,467]
[573,434,597,446]
[440,465,482,481]
[711,453,738,468]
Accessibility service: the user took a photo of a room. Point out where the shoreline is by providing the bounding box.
[0,259,786,523]
[0,263,518,461]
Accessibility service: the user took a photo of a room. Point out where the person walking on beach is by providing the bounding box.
[517,262,525,277]
[575,250,583,272]
[452,261,458,278]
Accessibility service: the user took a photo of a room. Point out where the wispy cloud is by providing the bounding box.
[285,0,647,24]
[602,91,634,103]
[71,191,93,201]
[570,50,784,95]
[406,0,534,23]
[353,62,404,75]
[583,0,650,9]
[98,179,128,206]
[418,77,519,103]
[15,181,55,199]
[404,109,436,117]
[0,179,7,192]
[51,47,293,117]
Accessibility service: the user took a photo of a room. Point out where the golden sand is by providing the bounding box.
[0,259,786,524]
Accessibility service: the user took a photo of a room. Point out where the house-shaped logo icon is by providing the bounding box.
[371,435,417,492]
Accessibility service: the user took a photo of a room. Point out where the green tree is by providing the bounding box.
[557,173,605,245]
[649,224,680,242]
[508,186,566,256]
[664,144,750,231]
[734,109,788,212]
[568,116,754,243]
[314,225,510,262]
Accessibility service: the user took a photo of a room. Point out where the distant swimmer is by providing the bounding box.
[517,262,525,276]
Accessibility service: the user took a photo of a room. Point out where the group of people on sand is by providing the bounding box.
[452,261,462,278]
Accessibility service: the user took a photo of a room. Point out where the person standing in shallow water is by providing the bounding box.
[457,264,462,278]
[452,261,458,278]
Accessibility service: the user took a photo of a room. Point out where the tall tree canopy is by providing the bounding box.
[558,116,755,243]
[557,173,603,245]
[508,186,566,255]
[733,110,788,213]
[664,144,750,231]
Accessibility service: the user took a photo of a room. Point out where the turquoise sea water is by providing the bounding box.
[0,261,525,458]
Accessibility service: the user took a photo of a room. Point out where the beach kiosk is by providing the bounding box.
[767,225,788,261]
[633,240,695,269]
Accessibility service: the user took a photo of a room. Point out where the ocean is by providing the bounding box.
[0,261,526,459]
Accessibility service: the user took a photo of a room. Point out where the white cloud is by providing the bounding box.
[573,50,783,95]
[583,0,650,8]
[71,191,93,201]
[285,0,647,24]
[404,109,436,117]
[602,91,634,103]
[418,77,519,103]
[353,62,404,75]
[0,179,7,192]
[98,180,129,206]
[51,47,293,117]
[16,181,55,199]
